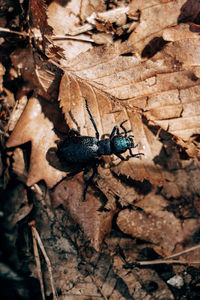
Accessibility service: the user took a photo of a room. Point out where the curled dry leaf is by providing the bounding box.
[47,1,92,59]
[7,96,28,132]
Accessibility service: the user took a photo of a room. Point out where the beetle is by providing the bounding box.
[56,99,143,197]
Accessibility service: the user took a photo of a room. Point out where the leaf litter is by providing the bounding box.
[1,0,200,299]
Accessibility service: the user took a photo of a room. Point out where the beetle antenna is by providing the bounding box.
[120,120,132,137]
[85,98,99,140]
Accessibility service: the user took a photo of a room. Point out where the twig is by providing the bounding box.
[51,35,94,43]
[137,259,200,266]
[0,27,28,36]
[165,244,200,259]
[30,221,45,300]
[29,221,58,300]
[0,26,94,43]
[137,244,200,266]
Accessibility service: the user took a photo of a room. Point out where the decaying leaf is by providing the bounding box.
[53,175,117,251]
[113,254,174,300]
[47,0,93,59]
[0,63,5,92]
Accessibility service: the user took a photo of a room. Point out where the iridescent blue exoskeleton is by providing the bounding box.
[57,99,143,198]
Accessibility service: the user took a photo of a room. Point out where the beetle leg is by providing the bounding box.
[115,153,125,160]
[120,129,132,136]
[85,98,100,140]
[51,169,84,190]
[132,143,138,149]
[110,126,119,139]
[70,128,81,136]
[129,148,144,158]
[83,163,98,201]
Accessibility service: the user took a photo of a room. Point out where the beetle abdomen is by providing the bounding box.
[57,136,99,163]
[97,139,112,155]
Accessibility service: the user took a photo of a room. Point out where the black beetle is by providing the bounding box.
[56,99,143,197]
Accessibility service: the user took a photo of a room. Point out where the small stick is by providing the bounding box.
[165,244,200,260]
[0,27,95,43]
[137,259,200,266]
[30,221,45,300]
[29,221,58,300]
[136,244,200,266]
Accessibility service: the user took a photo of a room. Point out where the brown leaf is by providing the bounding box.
[0,62,5,93]
[29,0,52,37]
[128,0,200,54]
[12,148,28,183]
[28,0,64,60]
[7,96,28,132]
[113,254,174,300]
[163,23,200,42]
[61,26,200,157]
[6,97,65,187]
[10,46,62,100]
[117,192,200,256]
[117,208,183,256]
[46,1,92,59]
[80,0,107,23]
[59,72,166,186]
[52,175,117,251]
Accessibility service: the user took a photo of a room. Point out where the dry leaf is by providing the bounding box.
[113,255,174,300]
[128,0,200,54]
[58,73,166,186]
[61,29,200,157]
[0,62,5,92]
[117,192,200,256]
[80,0,107,22]
[7,96,28,131]
[6,97,65,187]
[53,175,117,251]
[3,2,200,299]
[47,0,92,59]
[6,0,200,253]
[12,147,28,183]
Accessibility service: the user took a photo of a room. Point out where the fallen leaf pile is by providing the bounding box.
[1,0,200,299]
